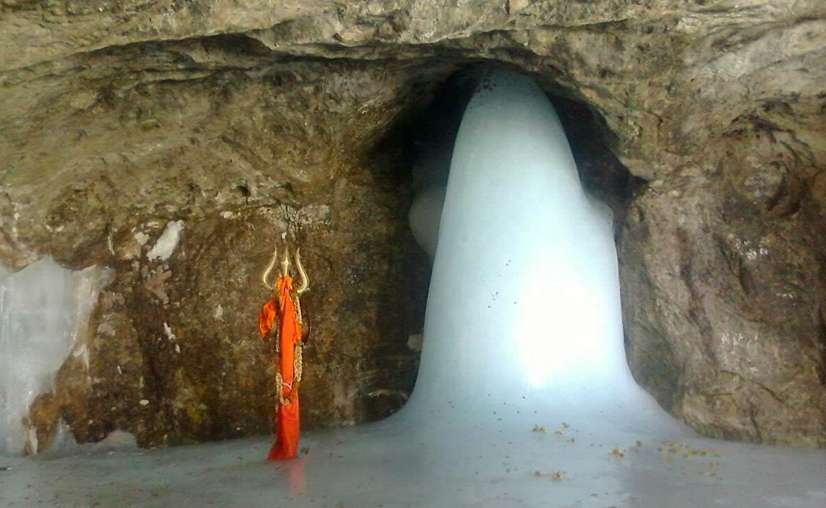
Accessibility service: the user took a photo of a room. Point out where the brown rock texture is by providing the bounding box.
[1,1,824,447]
[620,128,826,446]
[1,53,437,447]
[46,203,428,448]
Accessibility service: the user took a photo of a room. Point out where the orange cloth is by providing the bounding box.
[258,275,303,461]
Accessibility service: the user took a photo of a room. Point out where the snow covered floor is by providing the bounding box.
[2,410,825,508]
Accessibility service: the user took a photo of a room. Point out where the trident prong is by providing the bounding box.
[280,244,291,277]
[294,248,309,295]
[261,240,309,297]
[261,246,279,290]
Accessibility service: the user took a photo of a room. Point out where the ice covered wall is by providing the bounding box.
[0,258,109,455]
[406,69,671,427]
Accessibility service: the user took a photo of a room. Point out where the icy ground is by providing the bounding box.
[1,69,824,507]
[1,411,825,508]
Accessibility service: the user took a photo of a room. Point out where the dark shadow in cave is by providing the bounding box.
[355,65,477,420]
[552,96,645,222]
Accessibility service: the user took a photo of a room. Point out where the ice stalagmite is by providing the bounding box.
[406,69,677,432]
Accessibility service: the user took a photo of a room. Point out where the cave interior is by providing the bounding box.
[2,4,826,507]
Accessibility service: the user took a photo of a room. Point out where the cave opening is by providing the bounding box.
[393,66,676,425]
[396,63,642,260]
[398,64,642,238]
[386,63,645,413]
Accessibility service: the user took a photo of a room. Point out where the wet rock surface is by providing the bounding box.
[1,1,824,447]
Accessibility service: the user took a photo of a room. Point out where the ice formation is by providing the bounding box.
[0,258,110,455]
[405,69,673,426]
[408,185,446,257]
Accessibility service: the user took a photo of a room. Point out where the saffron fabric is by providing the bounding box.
[258,275,303,460]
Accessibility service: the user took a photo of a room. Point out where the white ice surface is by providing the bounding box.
[0,70,824,507]
[0,258,76,455]
[0,258,110,456]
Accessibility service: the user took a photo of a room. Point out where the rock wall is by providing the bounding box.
[1,49,438,448]
[30,202,429,448]
[1,1,825,447]
[620,126,826,446]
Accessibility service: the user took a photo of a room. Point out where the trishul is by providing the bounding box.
[261,242,309,324]
[258,240,310,460]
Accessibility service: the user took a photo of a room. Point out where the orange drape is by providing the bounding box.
[258,275,303,461]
